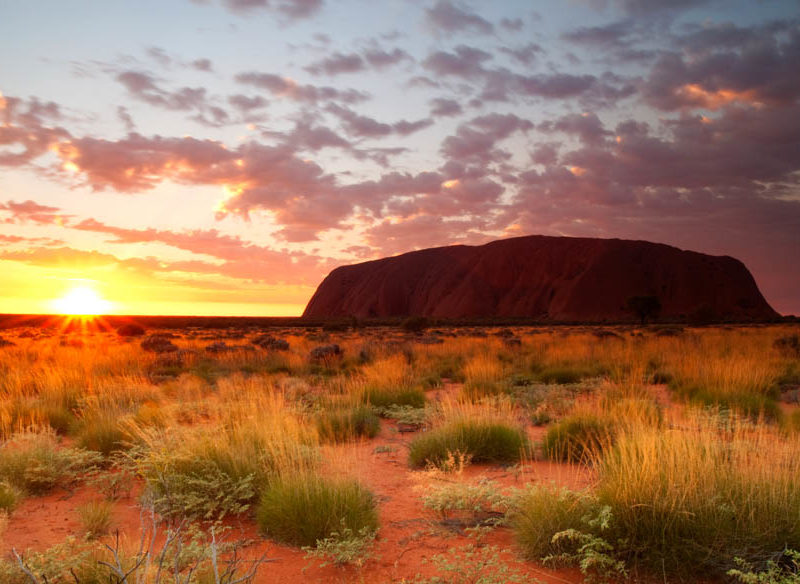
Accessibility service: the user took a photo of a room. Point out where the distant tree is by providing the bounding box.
[625,296,662,325]
[401,316,430,334]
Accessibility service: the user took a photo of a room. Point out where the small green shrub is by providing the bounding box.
[0,537,104,584]
[728,550,800,584]
[414,527,526,584]
[542,506,627,583]
[542,414,615,463]
[374,404,427,427]
[303,524,377,567]
[421,478,513,526]
[78,500,113,539]
[0,432,101,495]
[257,473,378,547]
[316,406,380,443]
[365,386,426,409]
[408,420,528,468]
[138,453,257,520]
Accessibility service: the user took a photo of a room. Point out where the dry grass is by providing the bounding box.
[0,323,798,580]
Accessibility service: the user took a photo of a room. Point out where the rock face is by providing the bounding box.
[303,235,779,322]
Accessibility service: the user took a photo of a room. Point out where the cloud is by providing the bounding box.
[500,17,524,32]
[305,52,365,76]
[191,58,214,72]
[539,112,611,146]
[0,200,68,224]
[426,1,494,36]
[423,45,493,79]
[0,95,69,167]
[422,46,636,106]
[642,22,800,110]
[234,71,369,104]
[116,71,210,112]
[210,0,323,20]
[499,42,544,66]
[429,98,463,117]
[363,47,411,69]
[440,113,533,165]
[326,104,433,139]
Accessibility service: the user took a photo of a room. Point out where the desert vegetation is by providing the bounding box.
[0,321,797,582]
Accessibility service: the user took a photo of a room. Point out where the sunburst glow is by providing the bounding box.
[52,286,112,315]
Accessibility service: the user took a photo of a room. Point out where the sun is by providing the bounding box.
[52,286,112,316]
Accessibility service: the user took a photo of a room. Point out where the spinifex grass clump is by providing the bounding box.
[316,405,380,443]
[512,485,596,560]
[462,353,507,398]
[78,499,113,539]
[541,413,616,463]
[408,418,528,468]
[359,354,426,408]
[665,330,785,420]
[595,415,800,575]
[135,392,318,519]
[0,431,100,495]
[257,472,379,547]
[364,386,426,408]
[75,410,130,456]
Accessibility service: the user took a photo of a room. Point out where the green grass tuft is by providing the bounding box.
[541,414,615,463]
[316,406,380,443]
[408,419,528,468]
[257,473,378,547]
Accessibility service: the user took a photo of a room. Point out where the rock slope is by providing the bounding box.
[303,235,778,321]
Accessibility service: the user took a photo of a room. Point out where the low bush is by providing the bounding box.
[408,419,528,468]
[541,413,615,463]
[316,406,380,443]
[421,478,513,527]
[728,550,800,584]
[0,432,101,495]
[136,440,259,520]
[257,473,378,547]
[304,525,377,567]
[0,537,104,584]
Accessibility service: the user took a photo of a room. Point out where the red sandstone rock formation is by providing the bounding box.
[303,235,779,321]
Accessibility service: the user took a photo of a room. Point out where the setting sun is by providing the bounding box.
[52,286,112,315]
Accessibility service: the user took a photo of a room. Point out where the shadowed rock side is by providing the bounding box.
[303,236,779,321]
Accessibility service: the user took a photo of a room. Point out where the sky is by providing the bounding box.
[0,0,798,316]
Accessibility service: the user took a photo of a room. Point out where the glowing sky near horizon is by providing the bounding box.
[0,0,798,316]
